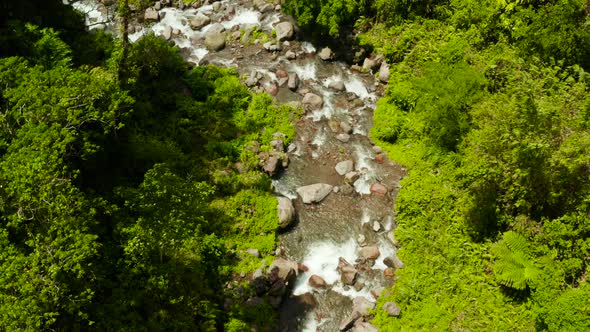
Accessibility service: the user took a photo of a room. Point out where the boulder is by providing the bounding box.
[383,255,404,270]
[263,155,279,175]
[287,73,299,91]
[190,14,211,30]
[379,61,390,83]
[207,23,226,35]
[308,275,327,289]
[336,133,351,143]
[328,80,345,91]
[340,121,353,134]
[318,47,334,61]
[205,32,226,51]
[370,183,388,195]
[335,160,354,176]
[302,93,323,110]
[383,301,401,317]
[269,258,298,283]
[362,57,378,72]
[296,183,333,204]
[277,197,295,229]
[352,296,376,317]
[360,246,380,260]
[144,7,159,21]
[274,21,294,41]
[352,321,379,332]
[338,257,358,285]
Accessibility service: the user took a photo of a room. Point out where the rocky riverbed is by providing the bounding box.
[71,0,405,330]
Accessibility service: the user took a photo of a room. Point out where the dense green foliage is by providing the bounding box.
[319,0,590,330]
[0,2,298,330]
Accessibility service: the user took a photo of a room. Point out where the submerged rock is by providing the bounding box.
[296,183,333,204]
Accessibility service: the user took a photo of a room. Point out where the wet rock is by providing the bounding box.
[296,183,333,204]
[329,80,345,91]
[247,248,261,258]
[374,153,385,164]
[360,246,380,260]
[351,64,363,72]
[190,13,211,30]
[370,183,388,196]
[287,73,299,91]
[298,263,309,273]
[144,7,159,21]
[372,145,383,154]
[259,3,274,12]
[336,133,351,143]
[212,1,222,11]
[263,42,281,52]
[357,234,366,245]
[340,121,353,134]
[286,50,297,59]
[372,221,381,232]
[340,312,361,331]
[354,281,365,291]
[384,267,395,278]
[274,21,294,41]
[302,93,323,110]
[177,0,184,10]
[370,287,384,299]
[308,274,327,289]
[319,47,334,61]
[379,61,390,83]
[335,160,354,175]
[383,255,404,270]
[269,258,298,283]
[207,23,226,35]
[345,171,360,183]
[352,321,379,332]
[162,25,172,40]
[352,296,375,317]
[205,32,226,51]
[232,30,241,40]
[173,28,181,35]
[338,257,358,285]
[253,0,266,9]
[383,301,401,317]
[277,196,295,229]
[362,57,378,72]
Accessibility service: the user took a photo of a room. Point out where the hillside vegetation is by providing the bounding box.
[286,0,590,330]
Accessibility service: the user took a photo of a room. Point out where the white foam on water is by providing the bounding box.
[257,68,278,82]
[301,41,316,54]
[373,237,397,270]
[308,91,335,121]
[311,126,328,147]
[72,1,110,30]
[271,180,298,200]
[223,9,261,30]
[129,28,147,43]
[383,215,393,231]
[263,13,282,31]
[293,239,358,296]
[301,312,319,332]
[353,144,376,194]
[323,74,343,88]
[332,283,375,302]
[152,8,194,36]
[344,76,371,100]
[290,62,317,81]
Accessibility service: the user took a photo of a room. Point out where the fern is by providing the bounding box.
[492,231,540,290]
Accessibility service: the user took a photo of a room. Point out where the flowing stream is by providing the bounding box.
[72,0,404,330]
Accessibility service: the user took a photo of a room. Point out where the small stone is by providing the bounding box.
[240,271,246,278]
[351,64,362,72]
[384,267,395,278]
[274,21,294,41]
[276,69,288,78]
[362,57,378,72]
[328,80,345,91]
[296,183,333,204]
[190,13,211,30]
[357,234,366,245]
[247,248,261,258]
[383,302,401,317]
[212,1,221,11]
[277,196,295,229]
[302,93,323,110]
[353,281,365,291]
[162,26,172,40]
[144,7,159,21]
[288,73,299,91]
[372,145,383,153]
[154,1,161,10]
[286,50,297,59]
[372,221,381,232]
[352,321,379,332]
[384,255,404,270]
[379,61,390,83]
[333,186,340,193]
[345,171,360,183]
[370,287,384,299]
[374,153,385,164]
[336,133,350,143]
[352,296,375,317]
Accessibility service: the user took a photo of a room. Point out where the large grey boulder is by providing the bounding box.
[190,14,211,30]
[207,23,226,35]
[144,7,159,21]
[274,21,294,41]
[296,183,333,204]
[302,93,323,110]
[335,160,354,175]
[205,31,225,51]
[277,196,295,229]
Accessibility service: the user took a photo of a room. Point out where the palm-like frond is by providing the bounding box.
[491,231,540,290]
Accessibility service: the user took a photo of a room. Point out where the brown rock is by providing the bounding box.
[308,274,327,288]
[383,301,401,317]
[384,267,395,279]
[374,153,385,164]
[360,246,380,260]
[370,183,388,196]
[276,69,288,78]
